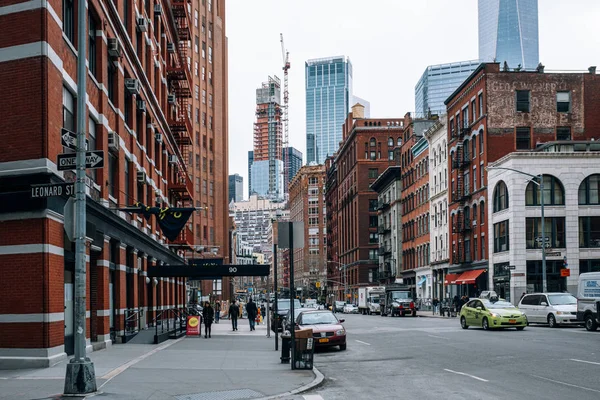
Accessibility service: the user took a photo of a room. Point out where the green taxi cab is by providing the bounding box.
[460,297,527,330]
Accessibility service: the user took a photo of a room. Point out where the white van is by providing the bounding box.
[576,272,600,331]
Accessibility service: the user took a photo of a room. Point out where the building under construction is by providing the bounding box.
[251,76,284,199]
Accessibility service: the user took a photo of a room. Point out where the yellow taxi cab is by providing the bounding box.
[460,293,527,330]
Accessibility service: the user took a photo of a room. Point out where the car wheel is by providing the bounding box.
[482,317,489,330]
[339,343,347,351]
[460,316,469,329]
[585,314,598,331]
[548,314,557,328]
[516,326,525,331]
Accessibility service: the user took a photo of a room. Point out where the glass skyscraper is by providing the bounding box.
[479,0,539,70]
[415,60,481,117]
[305,56,352,164]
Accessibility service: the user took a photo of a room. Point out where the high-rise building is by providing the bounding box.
[478,0,539,70]
[229,174,243,202]
[248,150,254,195]
[283,146,303,192]
[306,56,353,164]
[251,77,284,199]
[352,96,371,118]
[415,60,480,117]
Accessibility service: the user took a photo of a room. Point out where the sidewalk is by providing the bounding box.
[417,310,458,319]
[0,318,318,400]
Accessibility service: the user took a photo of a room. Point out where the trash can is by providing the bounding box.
[280,331,291,364]
[293,329,314,370]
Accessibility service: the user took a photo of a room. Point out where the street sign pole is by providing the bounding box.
[64,0,97,394]
[288,223,295,370]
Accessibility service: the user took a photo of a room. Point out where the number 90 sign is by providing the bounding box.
[229,267,237,273]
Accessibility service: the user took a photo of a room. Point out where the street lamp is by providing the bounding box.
[486,166,547,292]
[327,261,348,301]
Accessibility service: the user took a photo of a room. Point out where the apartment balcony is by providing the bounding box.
[378,246,392,256]
[377,225,391,234]
[168,171,193,200]
[377,200,390,210]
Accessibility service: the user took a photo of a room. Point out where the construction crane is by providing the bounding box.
[280,33,290,190]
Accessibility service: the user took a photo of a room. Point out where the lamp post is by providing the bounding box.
[486,166,546,292]
[327,261,347,301]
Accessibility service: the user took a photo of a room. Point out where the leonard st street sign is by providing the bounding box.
[57,150,105,171]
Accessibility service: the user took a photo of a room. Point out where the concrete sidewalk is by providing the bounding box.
[417,310,458,319]
[0,318,318,400]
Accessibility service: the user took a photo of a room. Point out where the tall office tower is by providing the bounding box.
[251,77,284,199]
[415,60,481,117]
[283,146,303,192]
[306,56,353,164]
[228,174,244,202]
[248,151,254,195]
[478,0,539,70]
[352,96,371,118]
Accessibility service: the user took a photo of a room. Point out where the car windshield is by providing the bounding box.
[391,292,410,300]
[548,294,577,305]
[278,299,301,310]
[370,298,380,304]
[300,312,339,325]
[481,300,515,309]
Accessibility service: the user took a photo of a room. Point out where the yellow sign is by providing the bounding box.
[188,317,199,327]
[315,282,321,288]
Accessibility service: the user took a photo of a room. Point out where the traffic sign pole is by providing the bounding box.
[64,0,96,394]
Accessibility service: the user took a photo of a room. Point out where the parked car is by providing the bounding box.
[460,297,527,330]
[334,301,346,313]
[295,310,347,350]
[271,298,301,332]
[518,293,580,327]
[282,307,317,331]
[576,272,600,331]
[343,304,359,314]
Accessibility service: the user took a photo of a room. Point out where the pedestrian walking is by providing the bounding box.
[202,301,214,338]
[246,298,258,331]
[229,300,239,331]
[432,297,439,315]
[214,301,221,324]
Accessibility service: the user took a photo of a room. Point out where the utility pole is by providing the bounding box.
[64,0,97,394]
[288,224,295,369]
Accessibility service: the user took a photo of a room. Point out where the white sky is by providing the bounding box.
[226,0,600,199]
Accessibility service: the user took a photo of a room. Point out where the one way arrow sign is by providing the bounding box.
[61,128,88,151]
[57,150,105,171]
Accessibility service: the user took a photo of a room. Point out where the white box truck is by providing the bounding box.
[576,272,600,331]
[358,287,385,315]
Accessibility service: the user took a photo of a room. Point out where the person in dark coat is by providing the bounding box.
[229,300,239,331]
[202,301,214,338]
[246,298,258,331]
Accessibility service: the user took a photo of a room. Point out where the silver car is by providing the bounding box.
[518,293,581,328]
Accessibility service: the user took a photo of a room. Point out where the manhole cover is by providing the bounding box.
[174,388,263,400]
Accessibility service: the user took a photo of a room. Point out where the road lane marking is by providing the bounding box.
[427,334,448,339]
[570,358,600,366]
[355,340,371,346]
[530,374,600,394]
[443,369,489,382]
[303,395,324,400]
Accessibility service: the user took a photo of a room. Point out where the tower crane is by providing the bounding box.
[280,33,290,190]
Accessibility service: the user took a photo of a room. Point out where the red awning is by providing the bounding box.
[444,273,460,285]
[455,269,486,285]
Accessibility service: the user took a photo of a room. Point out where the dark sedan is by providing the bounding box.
[296,310,346,351]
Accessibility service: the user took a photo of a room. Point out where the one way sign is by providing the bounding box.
[61,128,88,151]
[57,150,105,171]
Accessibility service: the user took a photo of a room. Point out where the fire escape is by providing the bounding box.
[167,1,194,248]
[452,124,472,264]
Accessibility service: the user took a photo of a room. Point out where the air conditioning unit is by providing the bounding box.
[167,94,176,104]
[155,133,163,144]
[136,17,148,32]
[125,78,141,95]
[108,131,120,152]
[168,155,178,164]
[167,42,176,53]
[136,99,147,112]
[154,4,163,15]
[107,38,122,58]
[137,171,147,182]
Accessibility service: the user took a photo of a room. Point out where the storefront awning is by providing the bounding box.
[455,269,486,285]
[417,276,427,286]
[444,273,460,285]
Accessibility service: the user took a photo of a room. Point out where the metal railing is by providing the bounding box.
[152,307,188,338]
[124,308,142,334]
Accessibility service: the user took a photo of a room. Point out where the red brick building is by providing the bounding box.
[0,0,228,368]
[398,114,436,296]
[325,104,405,302]
[445,63,600,297]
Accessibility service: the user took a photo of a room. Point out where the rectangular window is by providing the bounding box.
[124,161,131,203]
[202,112,207,126]
[202,15,206,34]
[579,217,600,248]
[557,126,571,141]
[209,116,213,130]
[202,89,206,104]
[369,233,379,244]
[209,71,213,86]
[195,85,199,100]
[194,61,199,77]
[202,41,206,58]
[516,127,531,150]
[481,236,486,259]
[208,46,213,63]
[195,36,199,53]
[388,150,394,160]
[369,199,378,212]
[63,87,75,131]
[108,62,117,103]
[202,66,206,81]
[108,153,117,197]
[194,10,199,27]
[368,168,379,179]
[478,93,483,116]
[209,94,213,108]
[202,179,207,194]
[471,100,476,122]
[556,91,571,113]
[209,22,213,40]
[493,220,509,253]
[516,90,530,112]
[63,0,74,43]
[195,108,199,123]
[369,216,378,228]
[209,181,214,196]
[526,217,566,249]
[88,13,97,77]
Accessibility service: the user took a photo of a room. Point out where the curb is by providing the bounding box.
[258,365,325,400]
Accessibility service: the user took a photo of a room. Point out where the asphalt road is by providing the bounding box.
[291,314,600,400]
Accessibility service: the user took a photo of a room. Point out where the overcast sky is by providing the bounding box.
[226,0,600,200]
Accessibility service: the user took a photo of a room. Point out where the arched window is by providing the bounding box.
[388,137,394,147]
[473,203,478,224]
[578,174,600,205]
[442,140,447,159]
[480,200,485,223]
[397,137,402,146]
[370,138,376,147]
[526,175,565,206]
[493,181,509,212]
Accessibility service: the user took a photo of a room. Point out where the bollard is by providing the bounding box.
[280,331,291,364]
